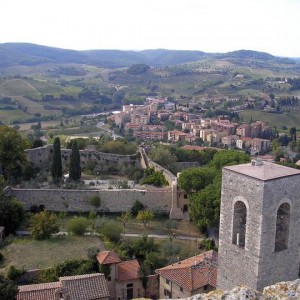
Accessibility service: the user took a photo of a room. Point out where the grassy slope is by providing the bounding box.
[1,236,102,271]
[239,110,300,128]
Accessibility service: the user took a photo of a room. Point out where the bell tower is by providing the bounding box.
[217,160,300,291]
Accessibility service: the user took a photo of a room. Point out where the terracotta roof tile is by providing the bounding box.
[60,273,109,300]
[17,282,60,300]
[156,251,218,292]
[97,251,121,265]
[117,259,140,282]
[17,273,109,300]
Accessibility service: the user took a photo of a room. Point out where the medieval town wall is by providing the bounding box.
[8,187,172,214]
[25,145,138,170]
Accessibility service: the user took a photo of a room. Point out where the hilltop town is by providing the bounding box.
[0,46,300,300]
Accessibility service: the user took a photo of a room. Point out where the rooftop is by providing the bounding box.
[116,259,141,282]
[17,273,109,300]
[97,250,121,265]
[155,250,217,292]
[224,160,300,181]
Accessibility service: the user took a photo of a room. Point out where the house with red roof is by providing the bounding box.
[97,251,149,300]
[17,273,109,300]
[155,250,217,299]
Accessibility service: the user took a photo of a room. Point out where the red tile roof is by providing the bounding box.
[116,259,140,282]
[155,251,218,292]
[17,274,109,300]
[17,282,60,300]
[60,273,109,300]
[97,251,121,265]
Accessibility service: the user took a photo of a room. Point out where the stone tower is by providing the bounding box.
[217,160,300,291]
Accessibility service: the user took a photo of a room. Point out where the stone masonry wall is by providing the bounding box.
[25,145,138,170]
[218,167,300,292]
[139,147,183,219]
[8,187,172,214]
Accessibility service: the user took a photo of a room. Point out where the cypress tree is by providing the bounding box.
[51,137,62,183]
[69,140,81,181]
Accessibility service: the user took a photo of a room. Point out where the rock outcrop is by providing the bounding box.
[172,278,300,300]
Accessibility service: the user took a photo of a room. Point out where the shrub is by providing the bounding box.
[7,265,26,282]
[29,211,59,240]
[67,217,88,236]
[99,220,122,243]
[131,200,145,216]
[90,195,101,210]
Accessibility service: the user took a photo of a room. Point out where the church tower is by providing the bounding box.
[217,160,300,291]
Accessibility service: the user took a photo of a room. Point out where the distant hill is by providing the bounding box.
[0,43,297,68]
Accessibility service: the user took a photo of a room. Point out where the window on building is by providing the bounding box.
[275,203,290,252]
[232,201,247,248]
[108,275,111,281]
[166,279,170,285]
[164,289,172,298]
[180,287,183,292]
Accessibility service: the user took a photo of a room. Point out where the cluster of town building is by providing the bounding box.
[17,160,300,300]
[17,249,217,300]
[109,97,272,155]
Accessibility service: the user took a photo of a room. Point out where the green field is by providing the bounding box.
[0,236,103,271]
[239,110,300,129]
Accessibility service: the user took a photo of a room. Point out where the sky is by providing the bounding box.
[1,0,300,57]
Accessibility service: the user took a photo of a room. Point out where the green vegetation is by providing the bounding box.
[69,140,81,181]
[0,273,18,300]
[127,64,150,75]
[239,110,300,129]
[40,258,95,283]
[0,126,29,181]
[131,200,145,217]
[136,210,154,227]
[99,219,123,243]
[142,167,168,187]
[0,177,25,235]
[67,217,88,236]
[29,211,59,240]
[51,137,62,183]
[179,150,250,232]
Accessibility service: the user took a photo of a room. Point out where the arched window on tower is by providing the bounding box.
[275,203,290,252]
[232,201,247,248]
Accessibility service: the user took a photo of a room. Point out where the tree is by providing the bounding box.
[148,146,176,168]
[51,137,62,183]
[189,179,221,233]
[142,167,168,187]
[29,211,59,240]
[178,166,216,193]
[118,211,131,227]
[0,274,18,300]
[136,210,154,227]
[0,125,28,181]
[90,195,101,212]
[131,200,145,216]
[67,217,88,236]
[69,140,81,181]
[290,127,297,141]
[0,178,24,235]
[99,220,123,243]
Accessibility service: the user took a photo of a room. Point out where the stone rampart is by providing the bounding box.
[25,145,138,170]
[8,187,172,214]
[139,147,183,219]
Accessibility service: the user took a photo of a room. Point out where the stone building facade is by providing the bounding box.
[217,160,300,291]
